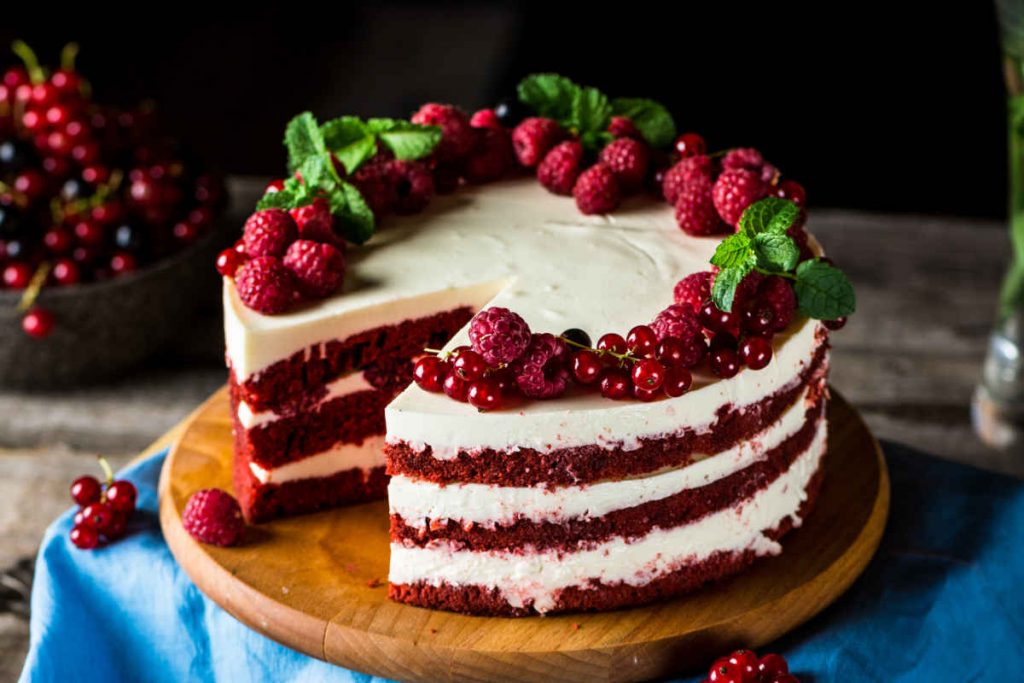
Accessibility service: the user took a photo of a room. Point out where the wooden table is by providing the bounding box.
[0,183,1018,681]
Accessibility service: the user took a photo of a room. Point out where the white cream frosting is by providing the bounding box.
[389,384,820,527]
[248,434,386,485]
[388,419,826,613]
[236,372,374,430]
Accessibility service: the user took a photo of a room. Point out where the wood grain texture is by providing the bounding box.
[158,387,888,683]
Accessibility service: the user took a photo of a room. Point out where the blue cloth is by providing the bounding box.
[19,442,1024,683]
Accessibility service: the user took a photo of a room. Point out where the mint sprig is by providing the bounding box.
[322,116,441,175]
[709,197,856,321]
[517,73,676,150]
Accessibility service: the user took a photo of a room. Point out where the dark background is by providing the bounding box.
[1,2,1009,217]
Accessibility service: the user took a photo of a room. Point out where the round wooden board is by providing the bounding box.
[159,387,888,683]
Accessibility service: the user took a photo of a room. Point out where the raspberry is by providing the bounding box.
[432,162,462,195]
[289,197,343,248]
[722,147,778,183]
[388,160,435,214]
[674,271,713,313]
[675,178,728,236]
[242,209,297,258]
[731,271,766,312]
[573,163,621,215]
[712,168,771,227]
[469,307,532,366]
[464,128,515,184]
[283,239,345,298]
[512,333,570,399]
[608,115,641,139]
[182,488,245,547]
[651,303,703,342]
[599,138,649,192]
[470,108,501,129]
[537,141,583,196]
[662,155,713,204]
[235,256,297,314]
[756,276,797,332]
[351,156,397,218]
[511,117,564,168]
[411,103,475,162]
[788,224,815,261]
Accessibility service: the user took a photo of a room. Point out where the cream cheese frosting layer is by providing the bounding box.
[388,419,826,614]
[248,434,386,485]
[388,384,820,527]
[236,372,374,430]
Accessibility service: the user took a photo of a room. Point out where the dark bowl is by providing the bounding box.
[0,226,226,389]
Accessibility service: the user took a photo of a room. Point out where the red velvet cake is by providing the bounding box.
[221,78,854,616]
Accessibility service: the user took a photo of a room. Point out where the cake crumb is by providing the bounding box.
[429,628,438,634]
[367,578,382,588]
[571,623,580,631]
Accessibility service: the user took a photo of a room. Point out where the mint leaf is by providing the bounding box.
[794,259,856,320]
[739,197,800,237]
[284,112,325,176]
[711,264,753,313]
[611,98,677,148]
[752,233,800,272]
[710,233,753,270]
[570,86,612,134]
[517,73,579,120]
[327,180,375,245]
[580,129,614,151]
[368,119,441,161]
[256,189,295,210]
[322,116,376,174]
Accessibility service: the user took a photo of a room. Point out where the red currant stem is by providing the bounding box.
[11,40,45,84]
[0,181,27,209]
[60,42,79,72]
[97,456,114,487]
[558,336,640,366]
[16,262,51,313]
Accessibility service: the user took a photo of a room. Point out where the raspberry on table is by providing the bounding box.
[537,141,584,196]
[674,177,728,236]
[388,159,435,214]
[512,333,570,398]
[599,137,649,192]
[283,239,345,298]
[411,103,476,162]
[511,117,564,168]
[235,256,298,314]
[712,167,771,227]
[469,307,532,366]
[673,271,714,313]
[573,163,621,215]
[464,127,515,184]
[662,155,714,205]
[242,209,297,258]
[182,488,245,547]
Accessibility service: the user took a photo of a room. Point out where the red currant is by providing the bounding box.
[707,656,743,683]
[70,476,102,506]
[824,316,847,331]
[215,249,246,277]
[46,130,72,156]
[45,104,69,126]
[490,367,517,394]
[173,221,200,243]
[188,206,214,227]
[70,524,99,550]
[4,262,33,288]
[14,170,45,200]
[771,676,799,683]
[41,155,70,177]
[103,513,128,541]
[443,373,469,402]
[467,378,503,411]
[726,650,759,681]
[453,349,488,381]
[22,308,54,338]
[662,367,692,397]
[74,220,104,246]
[740,336,773,370]
[596,332,627,358]
[265,179,286,193]
[82,165,110,185]
[758,653,789,679]
[631,358,665,391]
[30,82,58,107]
[626,325,658,358]
[91,202,122,225]
[80,502,115,532]
[572,349,603,385]
[700,302,736,334]
[413,356,449,393]
[776,179,806,206]
[21,109,44,133]
[742,304,775,335]
[110,252,137,275]
[43,229,74,254]
[70,143,99,165]
[674,132,706,158]
[710,348,741,379]
[2,67,28,88]
[106,480,137,513]
[50,69,82,95]
[632,385,660,401]
[599,368,632,400]
[64,119,88,141]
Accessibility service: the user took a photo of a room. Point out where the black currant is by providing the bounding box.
[560,328,593,348]
[60,178,90,202]
[113,222,148,253]
[494,98,529,127]
[0,139,34,173]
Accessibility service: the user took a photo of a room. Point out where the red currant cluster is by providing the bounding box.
[702,648,797,683]
[67,458,137,550]
[0,41,224,337]
[412,347,511,411]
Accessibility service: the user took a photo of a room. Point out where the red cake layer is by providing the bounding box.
[386,337,829,487]
[232,307,473,414]
[390,394,825,552]
[388,464,823,616]
[232,442,389,523]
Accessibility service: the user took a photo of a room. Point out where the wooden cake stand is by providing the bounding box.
[158,387,888,683]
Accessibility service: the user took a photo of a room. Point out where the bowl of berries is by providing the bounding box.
[0,42,227,388]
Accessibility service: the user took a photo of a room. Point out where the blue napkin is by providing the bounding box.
[19,442,1024,682]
